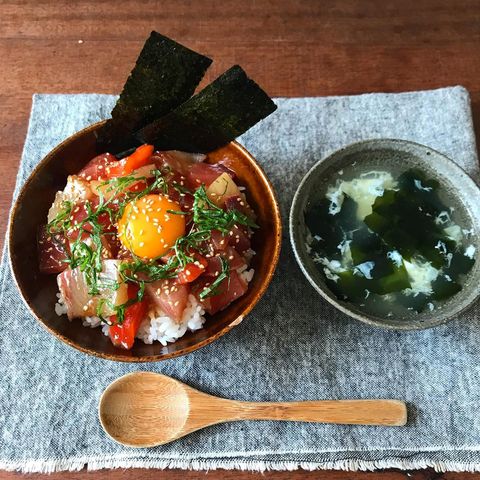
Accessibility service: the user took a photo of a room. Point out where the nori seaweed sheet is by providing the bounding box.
[135,65,277,153]
[96,31,212,153]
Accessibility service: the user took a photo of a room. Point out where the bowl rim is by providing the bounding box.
[289,138,480,330]
[8,120,282,361]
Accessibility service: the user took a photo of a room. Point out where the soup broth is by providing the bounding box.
[305,165,476,319]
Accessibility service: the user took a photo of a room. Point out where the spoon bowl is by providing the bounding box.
[99,372,407,447]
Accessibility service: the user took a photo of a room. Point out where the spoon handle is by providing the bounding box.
[226,399,407,426]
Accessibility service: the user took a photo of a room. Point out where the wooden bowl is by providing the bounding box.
[9,121,282,362]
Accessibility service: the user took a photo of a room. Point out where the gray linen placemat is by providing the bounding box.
[1,87,480,473]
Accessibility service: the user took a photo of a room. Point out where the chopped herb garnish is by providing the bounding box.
[200,257,230,298]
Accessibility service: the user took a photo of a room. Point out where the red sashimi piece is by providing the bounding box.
[224,247,246,270]
[38,225,70,274]
[204,248,246,277]
[195,270,248,315]
[210,230,228,251]
[151,151,191,176]
[204,256,223,277]
[127,179,149,193]
[67,199,115,241]
[224,195,256,221]
[145,278,190,322]
[227,224,251,253]
[179,191,195,212]
[186,162,232,187]
[78,153,117,181]
[108,284,148,350]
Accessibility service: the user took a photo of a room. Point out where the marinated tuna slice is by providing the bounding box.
[78,153,118,181]
[228,224,251,253]
[196,270,248,314]
[205,247,245,277]
[145,278,190,321]
[38,225,70,274]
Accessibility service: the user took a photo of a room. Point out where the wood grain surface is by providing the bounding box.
[1,0,479,478]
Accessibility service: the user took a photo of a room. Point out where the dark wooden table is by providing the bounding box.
[2,1,480,478]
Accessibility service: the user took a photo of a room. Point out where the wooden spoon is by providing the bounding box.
[99,372,407,447]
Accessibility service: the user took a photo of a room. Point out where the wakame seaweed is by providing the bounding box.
[135,65,278,153]
[306,168,476,315]
[96,31,212,153]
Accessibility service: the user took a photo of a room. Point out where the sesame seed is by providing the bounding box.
[228,255,234,260]
[86,176,92,181]
[174,301,180,307]
[82,305,88,311]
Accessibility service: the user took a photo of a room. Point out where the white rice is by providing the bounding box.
[54,293,68,316]
[135,294,206,346]
[55,267,255,346]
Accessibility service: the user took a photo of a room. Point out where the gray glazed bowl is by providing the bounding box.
[290,139,480,330]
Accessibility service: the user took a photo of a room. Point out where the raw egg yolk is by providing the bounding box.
[117,194,185,259]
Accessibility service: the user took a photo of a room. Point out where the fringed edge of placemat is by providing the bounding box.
[2,456,480,474]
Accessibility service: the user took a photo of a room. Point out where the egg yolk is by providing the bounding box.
[117,194,185,259]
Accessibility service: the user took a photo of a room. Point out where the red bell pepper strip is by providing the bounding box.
[108,284,148,350]
[177,254,208,284]
[107,144,154,178]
